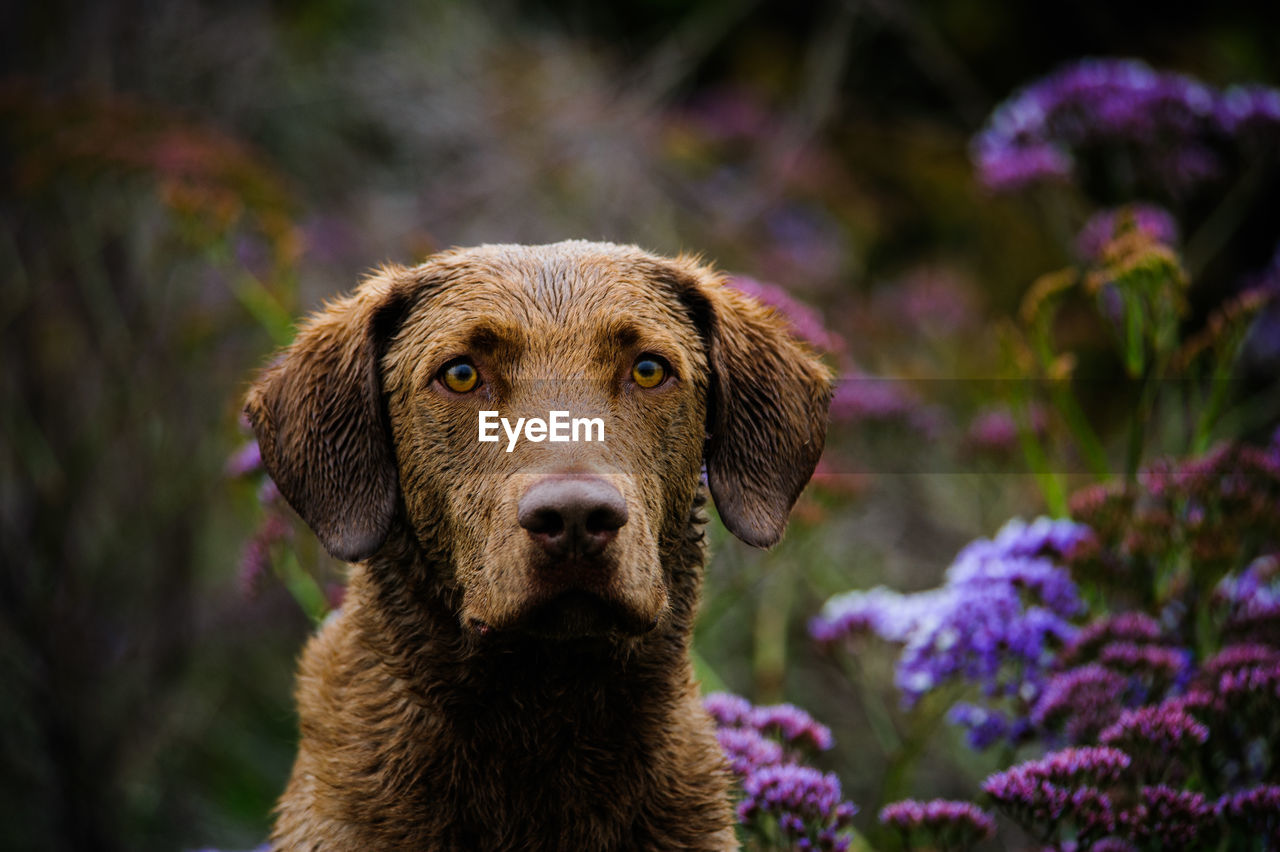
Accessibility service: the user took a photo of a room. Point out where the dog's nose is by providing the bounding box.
[518,476,628,560]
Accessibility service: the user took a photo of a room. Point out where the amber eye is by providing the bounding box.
[631,356,668,389]
[441,359,480,393]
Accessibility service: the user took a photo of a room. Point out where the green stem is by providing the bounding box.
[231,270,296,346]
[275,550,331,624]
[753,554,794,703]
[1048,380,1112,481]
[1125,361,1165,483]
[835,652,902,754]
[879,692,953,809]
[1013,397,1067,516]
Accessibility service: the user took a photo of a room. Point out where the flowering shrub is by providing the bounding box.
[793,56,1280,850]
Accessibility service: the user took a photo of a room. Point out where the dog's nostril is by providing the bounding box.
[523,508,566,537]
[586,505,627,535]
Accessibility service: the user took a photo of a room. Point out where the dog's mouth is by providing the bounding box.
[475,590,659,641]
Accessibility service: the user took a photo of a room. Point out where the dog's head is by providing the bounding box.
[246,242,831,640]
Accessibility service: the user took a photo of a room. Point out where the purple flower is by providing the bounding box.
[728,276,843,355]
[1217,554,1280,615]
[1096,642,1192,691]
[739,765,851,823]
[1216,84,1280,136]
[948,702,1029,750]
[704,693,834,752]
[973,58,1280,196]
[1215,784,1280,841]
[810,585,949,645]
[1076,204,1180,262]
[1199,643,1280,680]
[705,693,857,849]
[1059,612,1165,668]
[746,704,834,752]
[879,799,996,845]
[984,748,1129,842]
[1032,746,1133,786]
[1033,664,1130,743]
[814,517,1087,747]
[225,439,263,478]
[257,477,281,506]
[737,765,857,850]
[704,692,753,728]
[966,407,1019,454]
[1098,703,1209,754]
[987,516,1095,560]
[237,510,292,599]
[973,140,1073,192]
[1121,785,1214,849]
[238,536,270,598]
[1214,658,1280,701]
[828,375,925,426]
[715,726,785,777]
[964,405,1049,457]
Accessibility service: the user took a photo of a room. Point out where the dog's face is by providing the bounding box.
[246,241,831,641]
[383,246,711,638]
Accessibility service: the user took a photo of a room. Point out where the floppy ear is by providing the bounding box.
[244,269,412,563]
[679,268,833,548]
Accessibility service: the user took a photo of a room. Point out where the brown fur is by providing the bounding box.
[244,241,832,851]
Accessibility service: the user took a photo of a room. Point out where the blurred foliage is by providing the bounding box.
[2,1,1278,850]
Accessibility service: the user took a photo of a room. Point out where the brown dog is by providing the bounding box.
[245,241,831,851]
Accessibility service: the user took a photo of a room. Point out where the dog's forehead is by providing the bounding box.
[410,241,699,338]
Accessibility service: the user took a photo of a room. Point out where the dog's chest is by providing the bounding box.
[397,694,688,849]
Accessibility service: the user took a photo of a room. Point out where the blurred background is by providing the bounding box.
[2,1,1278,849]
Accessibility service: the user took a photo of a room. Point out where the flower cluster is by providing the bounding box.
[878,799,996,849]
[813,517,1089,747]
[1097,704,1209,757]
[1032,663,1133,744]
[982,747,1131,844]
[705,693,856,851]
[1215,784,1280,845]
[972,57,1280,195]
[1069,436,1280,599]
[1121,785,1215,848]
[738,766,857,852]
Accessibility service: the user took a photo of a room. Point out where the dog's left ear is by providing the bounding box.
[673,266,833,548]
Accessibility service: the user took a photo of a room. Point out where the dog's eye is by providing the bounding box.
[631,356,668,389]
[440,359,480,393]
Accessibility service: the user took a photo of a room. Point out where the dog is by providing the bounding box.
[245,240,832,850]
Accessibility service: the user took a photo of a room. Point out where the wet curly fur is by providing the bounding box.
[245,241,832,851]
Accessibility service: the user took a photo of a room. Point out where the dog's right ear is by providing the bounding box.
[244,268,413,563]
